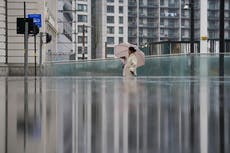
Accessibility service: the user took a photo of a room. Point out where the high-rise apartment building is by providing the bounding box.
[92,0,128,59]
[128,0,159,46]
[128,0,230,47]
[74,0,92,60]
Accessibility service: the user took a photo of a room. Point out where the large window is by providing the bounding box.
[107,6,114,13]
[119,27,123,34]
[107,26,114,34]
[119,6,123,13]
[107,47,114,54]
[119,16,123,24]
[107,16,114,23]
[107,37,114,44]
[78,36,88,43]
[119,37,123,43]
[78,15,87,22]
[78,47,88,54]
[78,4,87,12]
[107,0,114,2]
[78,25,88,33]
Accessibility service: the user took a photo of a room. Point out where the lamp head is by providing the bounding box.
[184,4,190,10]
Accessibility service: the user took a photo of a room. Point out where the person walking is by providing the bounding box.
[123,47,138,77]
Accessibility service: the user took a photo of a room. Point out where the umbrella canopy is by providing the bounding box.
[114,42,145,67]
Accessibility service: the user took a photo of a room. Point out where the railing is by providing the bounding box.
[43,54,230,76]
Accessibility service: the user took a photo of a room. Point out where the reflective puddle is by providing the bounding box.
[0,77,229,153]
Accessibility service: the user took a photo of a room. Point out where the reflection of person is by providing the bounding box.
[120,56,127,75]
[123,47,137,77]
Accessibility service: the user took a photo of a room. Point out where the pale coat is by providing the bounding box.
[123,53,138,77]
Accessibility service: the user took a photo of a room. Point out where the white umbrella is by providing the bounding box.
[114,42,145,67]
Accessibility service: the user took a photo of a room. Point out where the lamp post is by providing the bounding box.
[184,0,194,53]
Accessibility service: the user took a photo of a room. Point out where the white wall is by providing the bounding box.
[0,1,6,63]
[7,0,58,64]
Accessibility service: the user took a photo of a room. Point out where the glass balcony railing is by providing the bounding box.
[43,54,230,77]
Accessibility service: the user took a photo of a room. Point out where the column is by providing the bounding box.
[200,0,208,53]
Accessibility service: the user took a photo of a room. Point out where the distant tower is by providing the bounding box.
[92,0,128,59]
[74,0,92,60]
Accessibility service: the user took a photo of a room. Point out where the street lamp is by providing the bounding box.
[184,0,194,53]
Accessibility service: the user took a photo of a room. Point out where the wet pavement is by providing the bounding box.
[0,77,230,153]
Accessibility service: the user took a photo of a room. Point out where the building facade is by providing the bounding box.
[128,0,230,48]
[75,0,92,60]
[57,0,73,61]
[0,0,6,63]
[6,0,58,65]
[92,0,128,59]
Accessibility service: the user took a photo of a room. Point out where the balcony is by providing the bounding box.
[148,13,158,17]
[140,3,158,8]
[208,16,219,20]
[128,11,137,17]
[208,26,219,30]
[129,2,137,7]
[160,12,179,19]
[128,22,137,27]
[181,25,190,29]
[139,23,158,28]
[140,34,158,38]
[128,32,137,37]
[168,3,179,9]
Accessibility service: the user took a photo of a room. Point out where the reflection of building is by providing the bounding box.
[92,0,128,59]
[57,0,73,61]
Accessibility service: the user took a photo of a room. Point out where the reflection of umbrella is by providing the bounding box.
[114,42,145,67]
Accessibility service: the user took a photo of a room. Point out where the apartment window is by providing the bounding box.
[140,8,144,15]
[160,19,164,25]
[78,25,88,33]
[107,47,114,54]
[140,0,144,5]
[119,16,123,24]
[78,4,87,12]
[78,47,88,54]
[119,37,123,43]
[181,20,185,26]
[107,6,114,13]
[119,0,123,3]
[107,0,114,2]
[78,15,87,22]
[107,26,114,34]
[107,16,114,23]
[78,36,88,43]
[107,37,114,44]
[119,27,123,34]
[119,6,123,13]
[140,19,144,25]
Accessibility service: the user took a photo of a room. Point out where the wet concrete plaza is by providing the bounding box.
[0,77,230,153]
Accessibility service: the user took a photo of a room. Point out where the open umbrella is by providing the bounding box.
[114,42,145,67]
